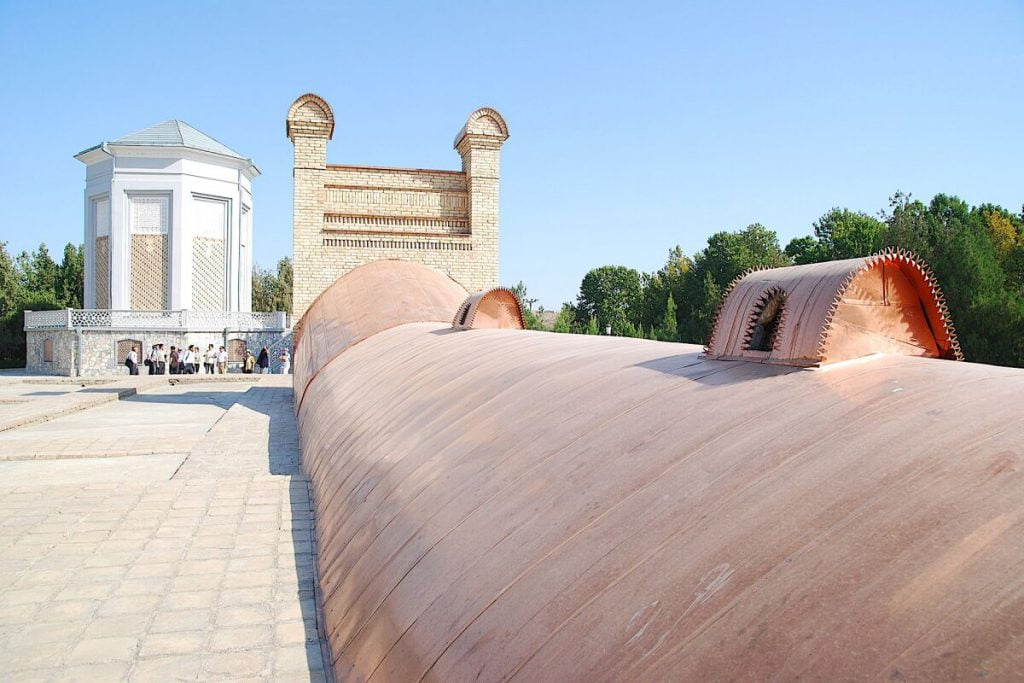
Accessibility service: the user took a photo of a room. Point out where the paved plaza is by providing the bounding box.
[0,375,329,681]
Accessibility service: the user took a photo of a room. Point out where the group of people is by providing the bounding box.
[125,344,289,376]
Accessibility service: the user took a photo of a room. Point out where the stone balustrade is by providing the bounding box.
[24,309,291,332]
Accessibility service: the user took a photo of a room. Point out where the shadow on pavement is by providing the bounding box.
[121,382,330,678]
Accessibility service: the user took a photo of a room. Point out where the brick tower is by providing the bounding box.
[286,93,509,320]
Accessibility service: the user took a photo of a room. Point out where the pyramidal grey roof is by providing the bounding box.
[109,120,247,159]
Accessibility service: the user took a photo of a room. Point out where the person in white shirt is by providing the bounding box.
[126,347,139,375]
[204,344,216,375]
[217,346,228,374]
[278,348,291,375]
[148,345,158,375]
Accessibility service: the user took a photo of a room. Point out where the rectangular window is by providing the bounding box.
[94,196,110,237]
[128,193,170,309]
[130,194,169,234]
[192,195,229,311]
[194,196,228,239]
[93,196,111,309]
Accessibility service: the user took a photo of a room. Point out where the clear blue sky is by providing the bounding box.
[1,1,1021,308]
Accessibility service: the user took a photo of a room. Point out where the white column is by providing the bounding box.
[175,181,191,309]
[109,177,129,309]
[240,203,252,311]
[83,189,95,309]
[226,186,240,311]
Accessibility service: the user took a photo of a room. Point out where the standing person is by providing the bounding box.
[217,346,228,374]
[257,347,270,374]
[181,346,193,374]
[191,346,201,375]
[204,344,216,375]
[126,346,139,375]
[169,346,180,375]
[157,344,167,375]
[147,345,158,375]
[244,350,255,374]
[278,348,291,375]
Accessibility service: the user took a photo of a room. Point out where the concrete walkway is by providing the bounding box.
[0,376,329,681]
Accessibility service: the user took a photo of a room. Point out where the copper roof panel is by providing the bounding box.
[706,249,961,366]
[292,260,467,408]
[298,321,1024,680]
[452,288,525,330]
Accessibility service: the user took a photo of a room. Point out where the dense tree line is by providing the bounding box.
[0,242,84,367]
[251,257,294,315]
[535,193,1024,369]
[5,191,1022,369]
[0,245,294,368]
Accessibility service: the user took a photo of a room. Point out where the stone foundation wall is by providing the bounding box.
[25,330,77,376]
[25,329,292,377]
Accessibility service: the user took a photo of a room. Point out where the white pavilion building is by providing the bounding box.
[23,121,291,376]
[74,120,259,312]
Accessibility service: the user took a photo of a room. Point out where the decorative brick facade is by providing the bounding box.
[286,93,508,320]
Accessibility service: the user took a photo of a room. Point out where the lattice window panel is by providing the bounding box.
[95,196,110,237]
[95,236,110,309]
[227,338,246,362]
[195,197,227,237]
[116,339,142,364]
[43,339,54,363]
[130,195,169,234]
[191,197,228,311]
[192,237,227,311]
[130,234,169,310]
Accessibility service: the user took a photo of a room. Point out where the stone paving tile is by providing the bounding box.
[0,377,330,681]
[0,379,140,435]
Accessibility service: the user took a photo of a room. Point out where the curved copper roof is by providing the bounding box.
[706,249,962,366]
[296,260,1023,681]
[292,260,467,409]
[452,288,525,330]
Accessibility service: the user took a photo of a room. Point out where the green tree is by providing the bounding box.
[17,244,59,300]
[576,265,643,335]
[638,246,691,334]
[585,315,599,335]
[882,193,1024,367]
[784,235,821,265]
[976,205,1024,293]
[0,242,20,317]
[813,207,886,260]
[0,292,62,369]
[881,191,932,256]
[620,320,642,338]
[56,243,84,309]
[274,257,293,314]
[655,293,679,341]
[251,264,275,313]
[552,304,574,333]
[679,224,789,343]
[507,280,546,330]
[251,257,294,314]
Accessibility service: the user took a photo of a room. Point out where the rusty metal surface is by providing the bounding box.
[706,249,961,366]
[298,317,1024,681]
[292,260,468,409]
[451,288,525,330]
